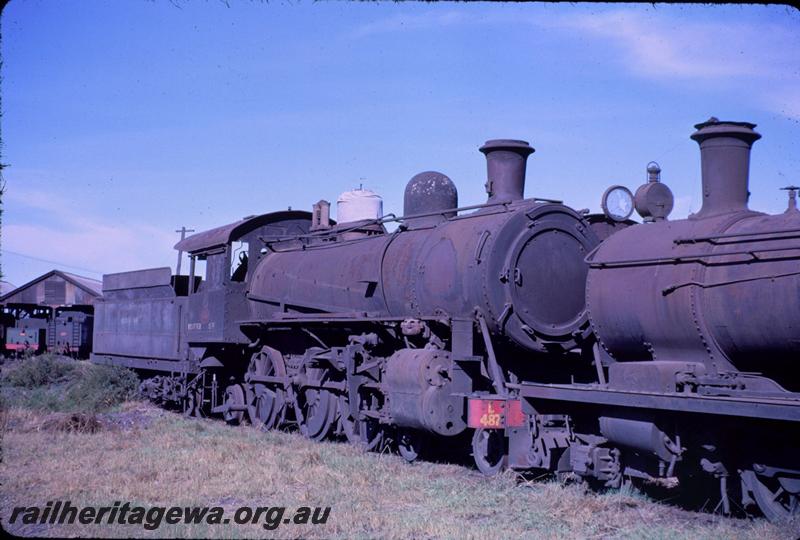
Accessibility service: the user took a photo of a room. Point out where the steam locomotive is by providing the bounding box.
[91,118,799,522]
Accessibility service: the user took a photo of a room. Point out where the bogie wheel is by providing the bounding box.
[340,394,384,452]
[742,469,800,523]
[222,384,246,425]
[472,428,507,477]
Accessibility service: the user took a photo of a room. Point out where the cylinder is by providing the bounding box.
[690,118,761,218]
[480,139,534,203]
[383,349,466,436]
[599,417,678,462]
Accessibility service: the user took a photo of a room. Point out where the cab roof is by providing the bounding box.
[174,210,312,254]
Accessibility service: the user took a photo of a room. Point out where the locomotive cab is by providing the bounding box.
[175,211,314,345]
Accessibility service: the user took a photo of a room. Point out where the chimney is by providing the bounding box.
[479,139,534,203]
[690,117,761,218]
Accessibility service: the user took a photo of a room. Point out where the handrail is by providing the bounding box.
[257,197,563,246]
[674,227,800,245]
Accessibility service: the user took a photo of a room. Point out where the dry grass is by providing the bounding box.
[0,402,795,539]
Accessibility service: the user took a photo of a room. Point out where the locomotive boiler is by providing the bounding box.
[91,119,800,525]
[249,139,599,355]
[587,119,800,387]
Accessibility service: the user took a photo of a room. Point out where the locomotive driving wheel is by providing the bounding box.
[472,428,507,476]
[296,353,338,442]
[245,347,287,431]
[742,468,800,522]
[299,385,337,441]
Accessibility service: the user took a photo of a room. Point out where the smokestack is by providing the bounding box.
[690,117,761,218]
[479,139,534,203]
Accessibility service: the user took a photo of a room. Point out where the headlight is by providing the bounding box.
[601,185,634,222]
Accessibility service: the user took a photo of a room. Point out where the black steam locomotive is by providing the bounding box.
[91,118,799,522]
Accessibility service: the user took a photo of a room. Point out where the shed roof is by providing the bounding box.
[174,210,312,254]
[0,281,16,296]
[0,269,103,304]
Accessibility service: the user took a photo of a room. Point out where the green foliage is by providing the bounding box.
[63,363,139,413]
[2,354,79,388]
[1,355,138,413]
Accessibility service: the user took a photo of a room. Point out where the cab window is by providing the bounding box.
[230,241,249,282]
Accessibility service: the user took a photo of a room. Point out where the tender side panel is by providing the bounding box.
[92,267,188,363]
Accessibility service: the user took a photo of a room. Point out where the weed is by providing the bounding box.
[63,363,139,413]
[1,356,138,413]
[2,354,79,388]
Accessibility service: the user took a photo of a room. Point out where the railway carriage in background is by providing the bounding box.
[91,118,800,523]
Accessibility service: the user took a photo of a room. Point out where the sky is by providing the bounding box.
[1,1,799,287]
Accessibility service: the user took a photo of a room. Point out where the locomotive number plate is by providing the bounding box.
[467,398,526,429]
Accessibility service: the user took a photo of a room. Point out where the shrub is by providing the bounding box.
[63,364,139,413]
[2,354,79,388]
[1,356,139,413]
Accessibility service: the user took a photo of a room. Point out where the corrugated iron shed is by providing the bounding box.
[0,270,103,308]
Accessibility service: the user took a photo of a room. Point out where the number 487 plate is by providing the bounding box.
[467,398,526,429]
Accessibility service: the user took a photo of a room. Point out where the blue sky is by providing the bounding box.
[2,1,799,286]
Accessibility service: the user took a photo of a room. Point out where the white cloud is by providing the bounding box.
[351,7,800,120]
[560,11,794,80]
[547,10,800,120]
[3,189,177,277]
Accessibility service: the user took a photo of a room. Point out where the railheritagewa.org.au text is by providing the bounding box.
[9,501,331,531]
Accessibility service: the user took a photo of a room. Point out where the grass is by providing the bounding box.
[0,357,797,538]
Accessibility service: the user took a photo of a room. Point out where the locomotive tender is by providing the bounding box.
[92,118,799,522]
